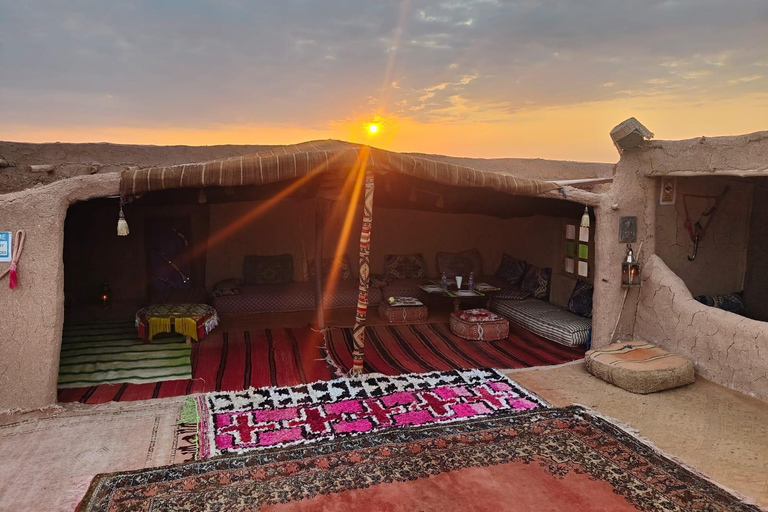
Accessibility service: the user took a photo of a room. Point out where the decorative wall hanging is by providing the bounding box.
[0,230,25,289]
[659,177,677,205]
[682,186,729,261]
[619,216,637,243]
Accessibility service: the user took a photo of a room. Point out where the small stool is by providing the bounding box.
[449,308,509,341]
[136,303,219,344]
[585,341,695,394]
[378,297,428,324]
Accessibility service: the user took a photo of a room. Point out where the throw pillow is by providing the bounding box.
[568,280,594,318]
[436,251,476,278]
[308,256,353,281]
[243,254,294,285]
[694,292,746,316]
[495,254,528,285]
[211,278,241,298]
[369,274,390,288]
[384,254,427,280]
[520,265,552,300]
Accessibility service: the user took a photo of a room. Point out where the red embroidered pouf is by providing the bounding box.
[450,308,509,341]
[378,297,428,323]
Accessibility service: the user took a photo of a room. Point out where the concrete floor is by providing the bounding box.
[1,362,767,511]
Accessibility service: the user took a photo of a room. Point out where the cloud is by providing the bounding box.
[0,0,766,135]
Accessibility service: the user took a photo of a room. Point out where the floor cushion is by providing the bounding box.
[449,308,509,341]
[585,341,695,394]
[491,297,591,347]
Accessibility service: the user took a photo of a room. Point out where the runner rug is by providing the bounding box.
[194,368,547,458]
[325,322,585,375]
[77,405,760,512]
[58,320,191,388]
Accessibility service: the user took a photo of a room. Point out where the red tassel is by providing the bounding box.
[8,263,17,290]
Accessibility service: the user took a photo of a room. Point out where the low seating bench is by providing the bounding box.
[491,297,591,348]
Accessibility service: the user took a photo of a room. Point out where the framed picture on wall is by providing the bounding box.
[660,177,677,205]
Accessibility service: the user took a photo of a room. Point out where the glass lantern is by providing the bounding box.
[621,244,640,287]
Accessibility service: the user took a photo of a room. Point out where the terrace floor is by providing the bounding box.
[2,362,767,510]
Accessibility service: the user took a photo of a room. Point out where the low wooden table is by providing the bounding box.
[135,303,219,344]
[419,281,501,311]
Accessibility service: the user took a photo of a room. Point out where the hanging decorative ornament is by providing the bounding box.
[580,205,590,228]
[117,200,130,236]
[1,230,25,290]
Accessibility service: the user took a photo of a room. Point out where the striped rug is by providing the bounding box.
[57,326,332,404]
[325,322,585,375]
[58,320,192,388]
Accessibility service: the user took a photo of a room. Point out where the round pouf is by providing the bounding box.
[585,341,695,394]
[449,308,509,341]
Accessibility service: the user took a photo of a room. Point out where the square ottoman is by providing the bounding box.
[378,297,428,323]
[450,308,509,341]
[585,341,695,394]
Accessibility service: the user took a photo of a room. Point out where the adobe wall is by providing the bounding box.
[655,177,753,296]
[635,255,768,401]
[0,174,120,412]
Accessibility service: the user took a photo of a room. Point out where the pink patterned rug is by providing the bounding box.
[194,368,548,458]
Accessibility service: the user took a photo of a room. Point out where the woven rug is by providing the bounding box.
[58,320,192,388]
[77,405,761,512]
[193,368,548,458]
[58,326,332,403]
[325,322,585,375]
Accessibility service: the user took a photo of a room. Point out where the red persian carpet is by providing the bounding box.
[77,405,760,512]
[325,322,585,375]
[58,326,332,404]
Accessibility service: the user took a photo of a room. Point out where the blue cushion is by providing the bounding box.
[695,292,745,316]
[495,254,528,285]
[568,280,594,318]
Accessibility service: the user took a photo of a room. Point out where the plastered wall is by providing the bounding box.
[655,177,753,296]
[635,255,768,401]
[205,199,567,287]
[0,174,121,412]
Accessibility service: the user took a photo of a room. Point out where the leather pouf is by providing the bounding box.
[449,308,509,341]
[585,341,695,394]
[378,303,428,323]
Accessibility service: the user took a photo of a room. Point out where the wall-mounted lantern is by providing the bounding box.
[101,281,112,309]
[621,244,640,287]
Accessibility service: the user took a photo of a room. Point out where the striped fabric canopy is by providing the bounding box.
[119,140,560,198]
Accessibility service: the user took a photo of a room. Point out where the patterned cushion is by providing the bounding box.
[694,292,745,316]
[211,279,241,298]
[308,256,353,281]
[243,254,294,285]
[384,254,427,280]
[520,265,551,300]
[454,308,504,322]
[369,274,390,288]
[491,298,591,347]
[568,280,594,318]
[436,249,483,278]
[495,254,528,285]
[494,287,530,301]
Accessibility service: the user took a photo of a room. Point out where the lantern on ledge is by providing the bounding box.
[621,244,641,287]
[101,281,112,309]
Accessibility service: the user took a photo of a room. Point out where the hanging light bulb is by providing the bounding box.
[580,205,590,228]
[436,194,445,208]
[198,189,207,204]
[117,201,130,236]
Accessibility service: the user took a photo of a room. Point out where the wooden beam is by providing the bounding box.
[540,186,603,207]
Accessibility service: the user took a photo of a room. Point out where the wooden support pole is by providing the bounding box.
[351,164,375,375]
[314,200,326,330]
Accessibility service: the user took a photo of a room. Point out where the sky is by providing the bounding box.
[1,0,766,163]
